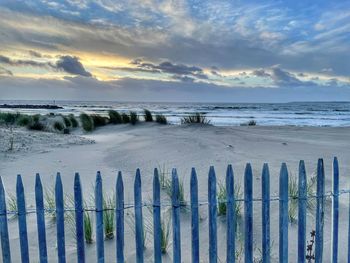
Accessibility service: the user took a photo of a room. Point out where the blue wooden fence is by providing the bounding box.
[0,157,348,262]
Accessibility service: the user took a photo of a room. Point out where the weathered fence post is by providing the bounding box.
[244,163,253,263]
[208,166,217,263]
[17,174,30,263]
[55,172,66,263]
[134,169,144,263]
[261,164,270,263]
[95,171,104,263]
[35,174,48,263]
[226,164,235,263]
[172,168,181,263]
[315,159,325,263]
[74,173,85,263]
[298,160,307,263]
[332,157,339,263]
[190,168,199,263]
[0,177,11,263]
[116,171,124,263]
[153,168,162,263]
[279,163,288,263]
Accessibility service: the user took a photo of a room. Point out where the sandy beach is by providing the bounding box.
[1,124,350,262]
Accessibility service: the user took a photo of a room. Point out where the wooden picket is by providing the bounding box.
[0,158,348,262]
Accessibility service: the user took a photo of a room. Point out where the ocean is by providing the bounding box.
[1,100,350,127]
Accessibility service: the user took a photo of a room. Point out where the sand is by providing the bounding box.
[1,123,350,262]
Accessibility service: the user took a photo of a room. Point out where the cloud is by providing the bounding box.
[55,56,92,77]
[0,54,92,77]
[251,69,271,78]
[106,59,208,82]
[0,66,13,76]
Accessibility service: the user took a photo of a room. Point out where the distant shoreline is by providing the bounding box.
[0,104,63,109]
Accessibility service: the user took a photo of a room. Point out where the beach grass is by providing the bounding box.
[68,114,79,128]
[53,121,65,131]
[103,193,115,240]
[155,114,167,125]
[7,193,17,219]
[181,113,210,124]
[130,111,139,125]
[80,113,94,132]
[108,110,122,124]
[44,186,57,220]
[161,213,171,254]
[84,210,93,244]
[91,114,108,127]
[144,109,153,122]
[121,113,130,123]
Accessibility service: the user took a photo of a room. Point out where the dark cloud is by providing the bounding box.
[55,56,92,77]
[0,54,92,77]
[270,66,303,86]
[28,50,42,58]
[105,59,209,82]
[251,69,271,78]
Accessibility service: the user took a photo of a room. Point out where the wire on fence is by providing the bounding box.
[2,189,350,216]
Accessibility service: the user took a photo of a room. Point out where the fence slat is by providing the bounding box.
[95,171,104,263]
[134,169,144,263]
[315,159,325,263]
[226,164,235,263]
[244,163,253,263]
[332,157,339,263]
[190,168,199,263]
[261,164,270,263]
[116,171,124,263]
[16,175,29,262]
[298,160,307,263]
[153,168,162,263]
[74,173,85,263]
[208,166,217,263]
[35,174,48,263]
[279,163,288,263]
[17,174,30,263]
[0,176,11,263]
[172,168,181,263]
[55,172,66,263]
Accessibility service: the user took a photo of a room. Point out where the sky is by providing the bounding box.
[0,0,349,102]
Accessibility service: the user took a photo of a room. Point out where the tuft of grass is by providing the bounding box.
[121,113,130,123]
[217,182,227,216]
[0,112,18,126]
[155,114,167,125]
[80,113,94,132]
[130,111,139,125]
[181,113,210,124]
[161,213,171,254]
[91,114,108,127]
[68,114,78,128]
[53,121,64,131]
[164,176,187,207]
[289,175,298,223]
[158,164,170,189]
[103,194,115,240]
[16,115,32,126]
[126,212,151,249]
[7,193,17,219]
[63,116,72,128]
[144,109,153,122]
[84,210,93,244]
[108,110,122,124]
[44,186,56,220]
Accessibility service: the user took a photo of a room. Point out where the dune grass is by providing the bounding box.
[68,114,79,128]
[103,194,115,240]
[181,113,210,124]
[217,181,243,220]
[63,116,72,128]
[44,186,57,220]
[144,109,153,122]
[108,110,122,124]
[121,113,130,123]
[164,175,187,207]
[53,121,65,131]
[130,111,139,125]
[91,114,108,127]
[16,115,32,126]
[7,193,17,219]
[155,114,167,125]
[161,213,171,254]
[80,113,94,132]
[84,210,93,244]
